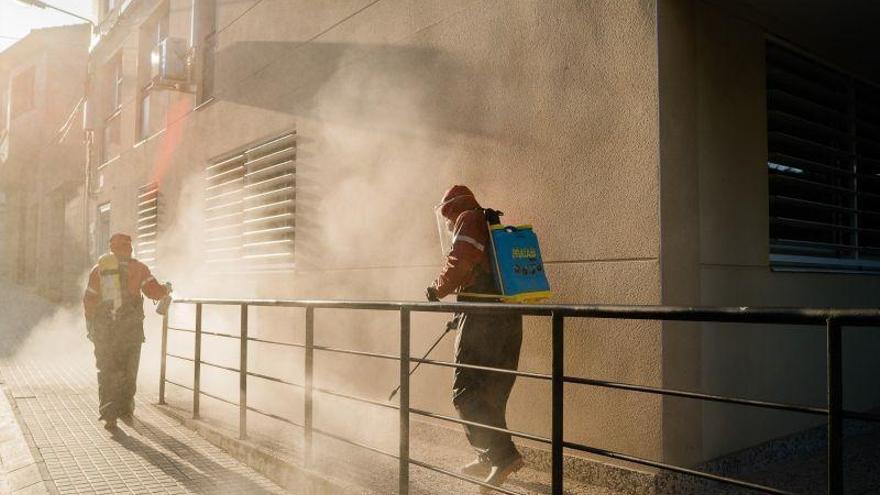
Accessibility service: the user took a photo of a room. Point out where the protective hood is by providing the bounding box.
[110,232,133,260]
[437,185,481,221]
[434,185,482,259]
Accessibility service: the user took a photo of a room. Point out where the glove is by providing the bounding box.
[425,286,440,302]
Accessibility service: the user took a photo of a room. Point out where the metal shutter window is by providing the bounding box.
[136,182,159,269]
[767,41,880,273]
[204,131,295,271]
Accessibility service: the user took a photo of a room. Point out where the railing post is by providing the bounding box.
[239,304,248,440]
[551,312,564,495]
[827,318,843,495]
[159,311,169,405]
[304,306,314,467]
[399,308,411,495]
[193,303,202,419]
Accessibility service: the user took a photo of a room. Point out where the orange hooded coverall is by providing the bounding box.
[430,186,523,467]
[83,233,168,423]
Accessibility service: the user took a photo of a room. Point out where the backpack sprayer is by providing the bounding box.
[462,208,552,303]
[389,209,551,401]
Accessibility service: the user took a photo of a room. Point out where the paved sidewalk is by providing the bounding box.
[0,359,288,495]
[0,283,289,494]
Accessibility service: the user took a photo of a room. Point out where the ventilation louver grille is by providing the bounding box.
[204,131,295,271]
[136,182,159,269]
[767,42,880,272]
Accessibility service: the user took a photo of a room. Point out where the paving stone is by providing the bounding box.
[0,357,289,494]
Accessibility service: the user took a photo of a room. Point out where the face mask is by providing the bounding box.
[433,194,476,260]
[434,204,454,260]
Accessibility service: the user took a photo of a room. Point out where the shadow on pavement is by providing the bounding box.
[111,420,279,495]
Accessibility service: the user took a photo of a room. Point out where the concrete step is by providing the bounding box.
[156,400,631,495]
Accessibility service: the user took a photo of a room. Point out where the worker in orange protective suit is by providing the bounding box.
[83,233,170,430]
[427,185,524,492]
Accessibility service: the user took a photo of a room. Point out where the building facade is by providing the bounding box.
[78,0,880,484]
[0,24,90,302]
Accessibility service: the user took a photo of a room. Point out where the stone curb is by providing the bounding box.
[156,398,656,495]
[0,387,53,495]
[409,418,657,495]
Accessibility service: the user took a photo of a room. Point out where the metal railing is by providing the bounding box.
[158,299,880,495]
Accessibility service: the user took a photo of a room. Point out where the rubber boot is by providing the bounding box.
[461,457,491,478]
[479,454,524,494]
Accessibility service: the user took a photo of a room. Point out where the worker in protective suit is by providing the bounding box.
[83,233,170,430]
[426,185,524,492]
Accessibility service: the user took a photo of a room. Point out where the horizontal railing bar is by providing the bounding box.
[201,330,240,339]
[562,441,796,495]
[409,459,525,495]
[164,379,193,391]
[410,408,549,444]
[247,336,305,348]
[199,389,239,408]
[413,358,551,380]
[245,405,304,428]
[167,353,194,363]
[564,376,828,415]
[312,344,400,361]
[246,371,304,388]
[842,409,880,422]
[314,387,400,410]
[169,299,880,324]
[199,360,241,374]
[311,426,398,460]
[167,326,195,333]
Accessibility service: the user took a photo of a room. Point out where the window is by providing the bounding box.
[139,92,158,139]
[767,42,880,272]
[136,182,159,269]
[102,112,121,163]
[137,4,170,140]
[204,131,296,270]
[110,54,123,111]
[10,67,35,118]
[95,202,112,260]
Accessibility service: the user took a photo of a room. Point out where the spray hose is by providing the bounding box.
[387,314,461,402]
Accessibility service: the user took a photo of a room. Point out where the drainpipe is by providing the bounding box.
[82,56,95,265]
[83,128,93,264]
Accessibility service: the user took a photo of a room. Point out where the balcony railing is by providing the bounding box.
[158,298,880,495]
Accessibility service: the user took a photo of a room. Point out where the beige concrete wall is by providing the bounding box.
[690,1,880,460]
[91,0,667,463]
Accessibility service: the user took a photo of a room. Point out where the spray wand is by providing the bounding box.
[388,314,461,401]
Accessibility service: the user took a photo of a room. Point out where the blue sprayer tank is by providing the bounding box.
[487,222,552,303]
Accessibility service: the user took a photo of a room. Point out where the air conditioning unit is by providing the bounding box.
[150,37,192,91]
